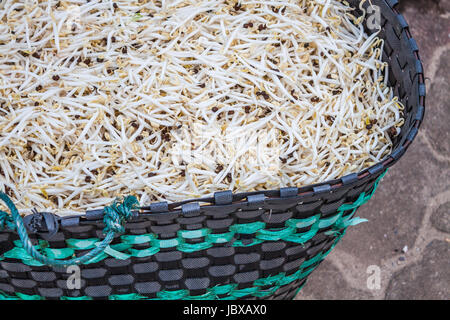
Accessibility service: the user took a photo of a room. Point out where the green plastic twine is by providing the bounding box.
[0,192,139,267]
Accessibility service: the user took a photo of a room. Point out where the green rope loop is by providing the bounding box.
[0,192,139,267]
[102,196,138,234]
[0,209,15,231]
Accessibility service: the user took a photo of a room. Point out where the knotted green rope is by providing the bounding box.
[0,192,139,267]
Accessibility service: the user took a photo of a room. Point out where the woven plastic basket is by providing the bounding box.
[0,0,425,300]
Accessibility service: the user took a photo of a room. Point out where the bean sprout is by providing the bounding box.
[0,0,403,215]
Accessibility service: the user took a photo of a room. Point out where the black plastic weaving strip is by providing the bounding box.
[214,191,233,205]
[341,173,358,186]
[279,187,298,198]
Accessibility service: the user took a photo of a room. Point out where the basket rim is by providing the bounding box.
[1,0,426,221]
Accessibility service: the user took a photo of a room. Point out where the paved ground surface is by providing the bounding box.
[296,0,450,300]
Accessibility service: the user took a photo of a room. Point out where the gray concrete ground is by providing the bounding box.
[296,0,450,300]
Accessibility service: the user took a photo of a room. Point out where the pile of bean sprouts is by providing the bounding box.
[0,0,404,216]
